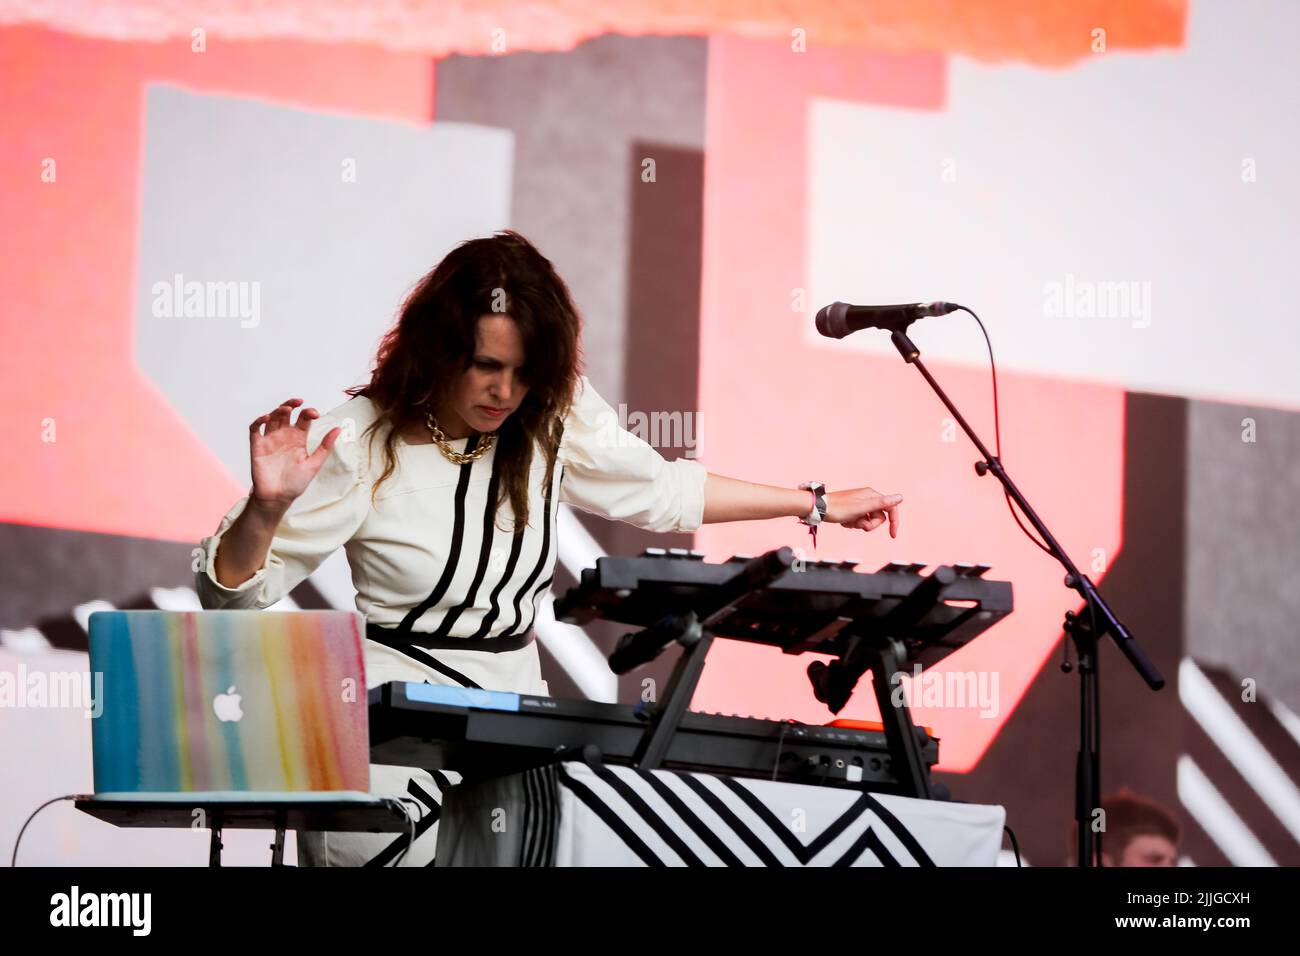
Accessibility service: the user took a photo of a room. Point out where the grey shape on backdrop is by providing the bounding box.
[435,34,708,405]
[1185,401,1300,714]
[135,84,514,485]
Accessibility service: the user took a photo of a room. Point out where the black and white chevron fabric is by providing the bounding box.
[440,761,1005,867]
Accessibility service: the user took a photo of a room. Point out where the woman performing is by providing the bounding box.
[196,230,903,865]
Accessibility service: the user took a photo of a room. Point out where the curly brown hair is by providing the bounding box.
[346,230,583,531]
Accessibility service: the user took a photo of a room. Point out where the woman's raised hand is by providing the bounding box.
[248,398,341,511]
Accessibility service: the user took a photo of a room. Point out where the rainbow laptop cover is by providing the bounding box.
[88,610,371,799]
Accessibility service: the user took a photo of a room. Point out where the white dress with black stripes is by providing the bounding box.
[195,374,708,865]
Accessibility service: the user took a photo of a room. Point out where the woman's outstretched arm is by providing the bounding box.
[700,473,903,538]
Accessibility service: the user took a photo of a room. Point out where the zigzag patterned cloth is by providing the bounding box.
[435,762,1006,867]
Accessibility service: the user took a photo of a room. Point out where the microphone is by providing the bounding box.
[815,300,961,338]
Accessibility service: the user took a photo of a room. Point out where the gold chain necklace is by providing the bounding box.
[422,407,496,464]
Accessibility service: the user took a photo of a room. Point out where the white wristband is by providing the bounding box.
[797,480,826,526]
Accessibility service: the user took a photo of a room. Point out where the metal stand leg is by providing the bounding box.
[633,616,710,771]
[208,824,224,867]
[270,812,287,866]
[1068,605,1101,867]
[868,638,934,799]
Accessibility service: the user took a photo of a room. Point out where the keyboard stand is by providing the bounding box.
[629,611,710,771]
[623,550,795,773]
[610,550,959,797]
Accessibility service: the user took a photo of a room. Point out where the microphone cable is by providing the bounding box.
[953,305,1054,557]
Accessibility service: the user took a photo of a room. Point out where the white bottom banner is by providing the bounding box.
[436,761,1005,866]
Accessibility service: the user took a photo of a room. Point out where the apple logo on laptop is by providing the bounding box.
[213,686,243,722]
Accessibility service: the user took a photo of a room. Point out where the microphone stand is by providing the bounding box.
[887,327,1165,867]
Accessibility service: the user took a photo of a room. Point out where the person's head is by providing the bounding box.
[349,230,583,530]
[1097,789,1180,866]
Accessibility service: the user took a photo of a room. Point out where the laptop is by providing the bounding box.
[87,610,376,802]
